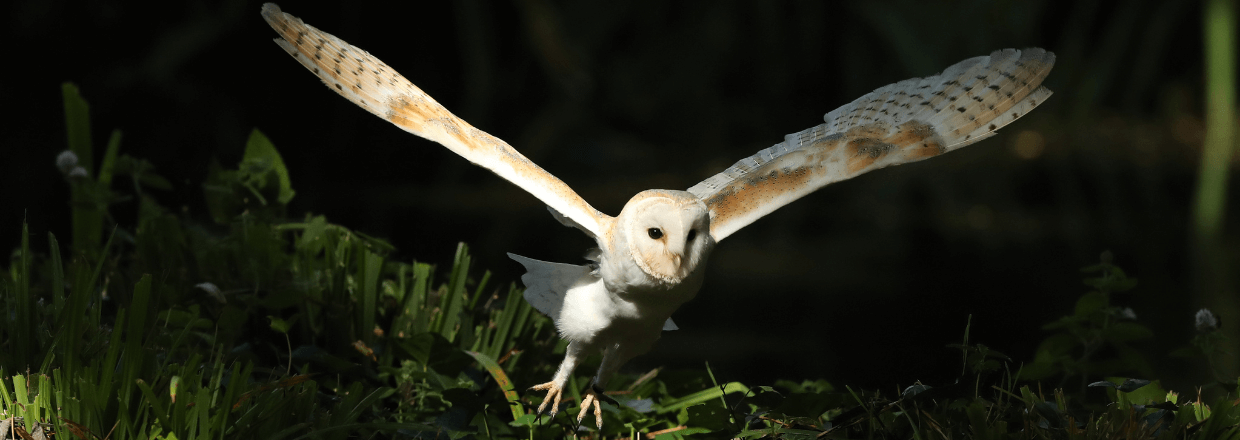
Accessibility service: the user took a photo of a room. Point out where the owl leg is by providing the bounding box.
[575,343,635,429]
[529,341,584,418]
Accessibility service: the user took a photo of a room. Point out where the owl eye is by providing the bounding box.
[687,229,697,242]
[647,228,663,239]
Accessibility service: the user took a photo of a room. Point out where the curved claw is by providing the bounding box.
[529,381,565,418]
[575,386,605,429]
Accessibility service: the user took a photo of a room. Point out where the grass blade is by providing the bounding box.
[62,83,103,254]
[97,130,122,187]
[11,222,32,371]
[465,350,524,420]
[360,250,382,346]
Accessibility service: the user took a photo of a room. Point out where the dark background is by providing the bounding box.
[4,0,1232,390]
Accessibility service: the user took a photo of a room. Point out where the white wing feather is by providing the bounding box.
[507,253,592,323]
[261,4,607,237]
[508,253,677,331]
[688,49,1055,242]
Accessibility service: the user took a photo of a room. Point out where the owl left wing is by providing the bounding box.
[261,4,606,237]
[688,48,1055,242]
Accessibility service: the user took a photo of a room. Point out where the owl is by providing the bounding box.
[261,3,1054,429]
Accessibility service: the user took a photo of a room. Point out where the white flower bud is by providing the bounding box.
[1195,308,1219,332]
[56,150,79,173]
[195,282,226,304]
[67,166,89,179]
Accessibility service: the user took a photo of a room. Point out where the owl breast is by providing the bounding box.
[554,262,703,346]
[597,246,708,317]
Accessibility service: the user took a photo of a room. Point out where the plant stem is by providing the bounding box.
[1193,0,1239,379]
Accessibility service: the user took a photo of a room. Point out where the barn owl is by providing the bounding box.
[261,3,1055,429]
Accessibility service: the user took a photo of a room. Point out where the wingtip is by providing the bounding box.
[1039,49,1057,67]
[1019,47,1057,68]
[260,2,281,17]
[260,3,288,30]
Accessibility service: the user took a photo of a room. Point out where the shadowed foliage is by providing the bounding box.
[1,84,1237,439]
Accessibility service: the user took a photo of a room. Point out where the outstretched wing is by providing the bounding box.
[261,3,607,237]
[688,48,1054,242]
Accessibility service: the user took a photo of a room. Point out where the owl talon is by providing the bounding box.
[575,387,605,429]
[529,381,565,417]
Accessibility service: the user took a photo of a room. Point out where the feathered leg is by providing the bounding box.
[575,343,637,428]
[529,341,584,417]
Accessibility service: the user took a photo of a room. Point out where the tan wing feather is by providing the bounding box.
[688,48,1054,242]
[261,3,607,237]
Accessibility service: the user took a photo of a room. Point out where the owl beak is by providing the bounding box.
[669,253,682,269]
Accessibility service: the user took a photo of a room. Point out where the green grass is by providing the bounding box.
[1,84,1237,439]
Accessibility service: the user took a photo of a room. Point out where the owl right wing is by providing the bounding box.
[688,48,1055,242]
[261,4,607,237]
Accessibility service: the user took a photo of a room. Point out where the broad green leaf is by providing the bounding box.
[243,129,295,204]
[402,334,434,365]
[1120,380,1164,405]
[1191,400,1212,422]
[656,427,714,439]
[139,173,174,191]
[747,386,784,410]
[1074,292,1108,317]
[268,316,291,334]
[686,403,732,431]
[508,413,537,427]
[773,391,847,418]
[1104,322,1153,342]
[296,216,329,254]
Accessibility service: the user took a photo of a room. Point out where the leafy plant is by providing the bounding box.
[3,83,1238,439]
[1022,251,1154,389]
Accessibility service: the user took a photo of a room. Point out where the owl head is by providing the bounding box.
[615,190,715,284]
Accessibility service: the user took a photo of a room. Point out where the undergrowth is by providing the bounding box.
[0,84,1237,439]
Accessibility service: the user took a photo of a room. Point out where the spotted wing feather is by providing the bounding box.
[688,48,1055,242]
[261,3,606,237]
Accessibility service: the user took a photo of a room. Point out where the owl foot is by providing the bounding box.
[575,384,610,429]
[529,381,566,417]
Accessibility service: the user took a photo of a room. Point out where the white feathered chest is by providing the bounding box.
[515,189,717,346]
